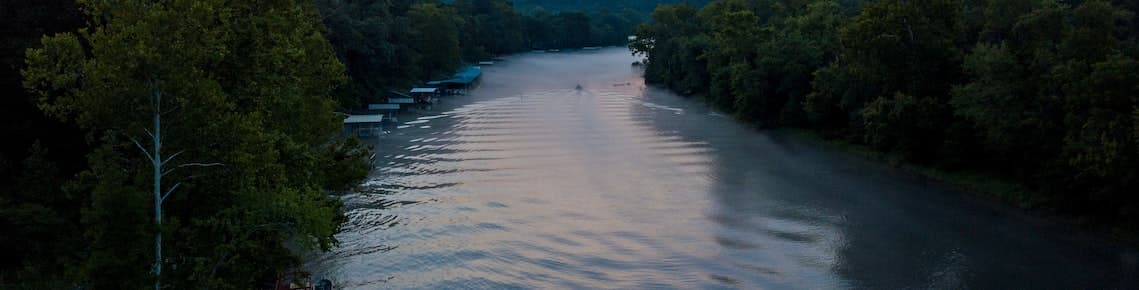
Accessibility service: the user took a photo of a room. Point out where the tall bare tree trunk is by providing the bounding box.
[131,81,166,290]
[132,81,221,290]
[152,86,163,290]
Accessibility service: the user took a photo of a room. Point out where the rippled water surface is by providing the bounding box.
[309,49,1138,289]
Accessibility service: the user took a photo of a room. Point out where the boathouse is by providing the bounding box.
[426,66,482,95]
[409,87,439,104]
[342,114,384,137]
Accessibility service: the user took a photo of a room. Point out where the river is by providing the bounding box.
[308,48,1138,289]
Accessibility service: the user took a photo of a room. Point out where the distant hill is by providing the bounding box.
[511,0,709,13]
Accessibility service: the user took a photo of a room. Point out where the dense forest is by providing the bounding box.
[317,0,644,108]
[1,0,647,288]
[632,0,1139,230]
[7,0,371,288]
[509,0,710,12]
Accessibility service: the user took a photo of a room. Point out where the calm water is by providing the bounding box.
[308,48,1138,289]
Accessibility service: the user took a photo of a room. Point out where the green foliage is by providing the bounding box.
[824,0,964,110]
[511,0,710,13]
[951,43,1049,163]
[638,0,1139,226]
[1057,53,1139,210]
[637,0,848,126]
[631,3,703,91]
[0,143,86,287]
[20,0,369,287]
[862,93,947,161]
[410,3,463,80]
[453,0,525,59]
[316,0,421,106]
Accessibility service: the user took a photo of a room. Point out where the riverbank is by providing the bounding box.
[658,80,1139,246]
[779,127,1139,244]
[632,0,1139,252]
[671,89,1138,244]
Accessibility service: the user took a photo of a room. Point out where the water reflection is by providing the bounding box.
[308,48,1137,289]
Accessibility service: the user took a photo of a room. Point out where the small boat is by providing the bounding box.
[575,84,583,90]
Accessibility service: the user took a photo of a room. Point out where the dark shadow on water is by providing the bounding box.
[635,81,1139,288]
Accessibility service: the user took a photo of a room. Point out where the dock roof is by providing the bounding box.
[343,114,384,124]
[367,103,401,110]
[428,66,482,86]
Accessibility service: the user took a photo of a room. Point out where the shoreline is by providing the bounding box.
[660,87,1138,247]
[781,126,1139,246]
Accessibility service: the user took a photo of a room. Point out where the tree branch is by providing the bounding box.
[161,104,181,116]
[163,162,224,177]
[130,137,155,163]
[161,182,181,204]
[179,163,224,168]
[162,150,186,166]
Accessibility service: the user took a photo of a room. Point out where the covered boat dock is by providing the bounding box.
[426,66,482,95]
[342,114,384,137]
[409,87,439,104]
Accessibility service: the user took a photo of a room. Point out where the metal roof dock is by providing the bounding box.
[343,114,384,124]
[342,114,385,137]
[410,87,439,94]
[426,66,482,95]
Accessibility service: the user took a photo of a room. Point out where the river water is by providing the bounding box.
[309,48,1138,289]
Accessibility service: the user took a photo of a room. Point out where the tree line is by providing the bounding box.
[511,0,711,13]
[632,0,1139,230]
[317,0,645,109]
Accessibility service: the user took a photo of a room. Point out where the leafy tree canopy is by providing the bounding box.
[635,0,1139,227]
[21,0,369,287]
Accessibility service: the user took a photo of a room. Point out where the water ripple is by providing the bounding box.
[307,48,1139,290]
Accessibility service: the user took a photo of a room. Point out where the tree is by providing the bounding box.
[23,0,368,287]
[523,7,557,49]
[764,1,846,125]
[1051,1,1138,214]
[950,42,1056,172]
[862,92,948,160]
[811,0,965,159]
[453,0,526,59]
[635,0,1139,229]
[555,12,593,48]
[700,0,762,116]
[631,3,703,90]
[317,0,406,106]
[410,3,462,80]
